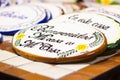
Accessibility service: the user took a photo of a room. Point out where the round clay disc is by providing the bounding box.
[12,23,107,63]
[49,12,120,48]
[0,4,47,35]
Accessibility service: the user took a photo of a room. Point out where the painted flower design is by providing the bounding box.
[75,44,88,50]
[16,33,25,39]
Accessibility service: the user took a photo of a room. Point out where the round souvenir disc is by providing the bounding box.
[0,5,46,35]
[12,23,107,63]
[49,12,120,48]
[0,33,3,42]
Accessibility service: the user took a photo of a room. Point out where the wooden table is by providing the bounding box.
[0,35,120,80]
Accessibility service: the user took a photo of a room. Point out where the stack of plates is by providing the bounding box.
[30,2,79,18]
[0,3,80,35]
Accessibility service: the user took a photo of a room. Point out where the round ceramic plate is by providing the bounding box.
[49,12,120,48]
[12,23,107,63]
[0,5,47,35]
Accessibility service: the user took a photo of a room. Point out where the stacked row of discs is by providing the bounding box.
[0,2,80,36]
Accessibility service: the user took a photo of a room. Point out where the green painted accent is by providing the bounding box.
[89,32,103,48]
[108,39,120,49]
[15,29,26,46]
[15,39,21,46]
[58,49,78,57]
[18,29,26,35]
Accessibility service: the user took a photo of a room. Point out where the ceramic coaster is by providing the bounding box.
[12,23,107,63]
[49,12,120,48]
[0,5,46,35]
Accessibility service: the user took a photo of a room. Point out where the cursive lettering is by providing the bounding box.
[28,32,53,40]
[20,40,61,53]
[0,11,28,19]
[92,23,110,30]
